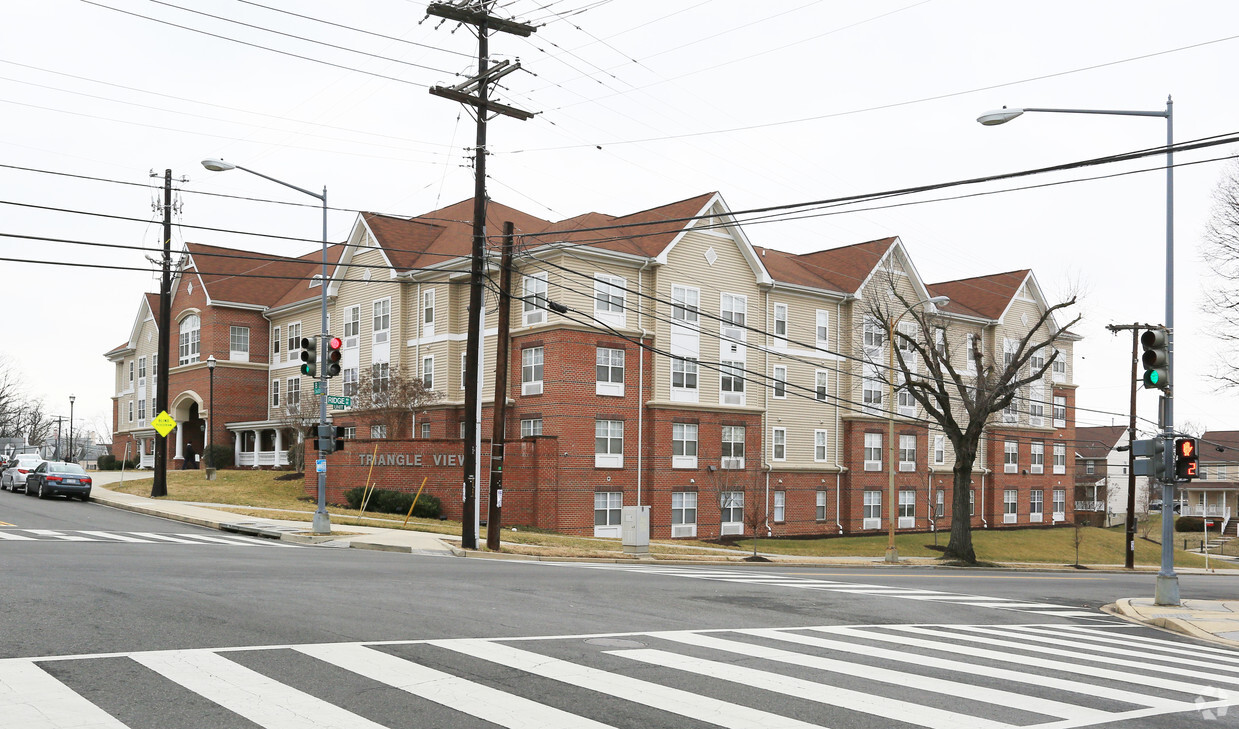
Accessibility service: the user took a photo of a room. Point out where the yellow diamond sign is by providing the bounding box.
[151,411,177,438]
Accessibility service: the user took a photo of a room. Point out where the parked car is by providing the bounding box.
[1148,500,1181,513]
[25,461,92,500]
[1,454,44,492]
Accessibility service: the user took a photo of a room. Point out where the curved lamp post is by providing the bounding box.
[978,99,1178,605]
[885,295,950,563]
[68,395,75,463]
[206,355,216,481]
[202,158,331,535]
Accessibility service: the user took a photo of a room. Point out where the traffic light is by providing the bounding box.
[1140,328,1169,390]
[333,425,346,452]
[305,426,319,451]
[1175,437,1199,481]
[1133,437,1167,481]
[325,336,343,377]
[300,336,317,377]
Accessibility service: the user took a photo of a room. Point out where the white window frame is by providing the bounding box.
[672,423,698,469]
[933,434,945,465]
[1052,348,1067,382]
[420,422,431,439]
[720,292,747,328]
[1052,489,1066,521]
[815,370,829,402]
[898,489,915,528]
[179,314,201,366]
[523,273,548,326]
[230,326,250,362]
[372,298,391,345]
[595,419,623,468]
[864,432,882,471]
[1053,396,1067,428]
[1003,392,1018,424]
[343,305,360,341]
[720,491,744,534]
[421,355,434,390]
[137,398,146,424]
[773,490,786,523]
[594,274,626,327]
[965,333,977,374]
[814,429,828,463]
[816,490,827,521]
[772,365,787,399]
[596,347,625,397]
[1030,440,1045,474]
[773,303,788,342]
[1053,442,1066,474]
[899,434,916,472]
[721,425,745,469]
[371,362,390,395]
[271,378,280,408]
[815,309,830,351]
[671,492,698,538]
[286,321,302,364]
[863,316,885,349]
[719,361,745,406]
[1030,489,1044,523]
[1004,489,1018,523]
[522,346,544,396]
[521,418,543,437]
[1004,440,1018,473]
[343,367,359,397]
[286,377,300,410]
[594,491,622,537]
[128,400,134,423]
[1029,382,1045,426]
[137,356,147,388]
[671,285,700,326]
[863,490,881,530]
[371,424,387,439]
[671,358,699,401]
[1003,337,1017,368]
[272,326,280,358]
[771,427,786,462]
[422,288,436,336]
[935,489,945,518]
[862,362,883,415]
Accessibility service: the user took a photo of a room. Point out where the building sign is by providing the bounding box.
[358,453,462,467]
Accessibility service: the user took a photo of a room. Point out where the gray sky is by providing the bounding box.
[4,0,1238,440]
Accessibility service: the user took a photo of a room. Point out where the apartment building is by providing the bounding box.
[107,191,1078,539]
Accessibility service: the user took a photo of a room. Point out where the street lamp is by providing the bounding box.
[978,98,1178,605]
[206,355,216,481]
[68,395,75,463]
[202,158,331,535]
[885,295,950,563]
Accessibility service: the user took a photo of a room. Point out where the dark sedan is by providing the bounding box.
[25,461,92,500]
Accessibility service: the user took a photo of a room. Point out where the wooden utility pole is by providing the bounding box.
[151,169,173,498]
[487,222,515,550]
[1107,323,1158,569]
[427,1,534,550]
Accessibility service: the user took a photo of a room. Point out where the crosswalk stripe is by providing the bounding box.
[614,647,1011,728]
[430,638,827,729]
[125,532,216,544]
[946,625,1239,678]
[130,650,387,729]
[0,530,37,540]
[25,529,95,541]
[0,659,130,729]
[849,626,1219,696]
[172,533,264,546]
[77,531,154,543]
[745,628,1171,709]
[1056,624,1239,661]
[296,643,616,729]
[649,630,1111,721]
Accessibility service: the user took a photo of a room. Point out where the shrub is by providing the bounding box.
[97,454,117,470]
[344,487,442,519]
[202,444,233,469]
[1175,516,1204,532]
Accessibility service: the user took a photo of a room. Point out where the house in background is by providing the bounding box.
[1185,430,1239,536]
[1074,425,1151,526]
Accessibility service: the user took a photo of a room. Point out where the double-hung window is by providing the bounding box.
[773,491,785,523]
[1052,348,1067,382]
[595,420,623,468]
[933,434,945,465]
[343,305,360,341]
[720,491,744,534]
[671,492,697,537]
[719,361,745,406]
[816,491,827,521]
[287,378,300,410]
[721,425,745,469]
[594,492,622,537]
[343,367,358,396]
[863,491,881,529]
[1053,396,1067,428]
[1004,489,1018,523]
[815,310,830,350]
[371,362,390,395]
[271,379,280,408]
[422,289,435,336]
[815,370,829,401]
[672,423,697,468]
[1029,382,1045,426]
[372,299,390,343]
[1053,442,1066,474]
[272,326,280,359]
[899,490,915,528]
[520,418,543,437]
[773,303,788,343]
[596,347,624,396]
[814,429,828,462]
[286,322,301,364]
[899,434,916,472]
[864,432,882,471]
[1004,440,1018,473]
[522,347,544,396]
[1030,440,1045,474]
[594,274,626,326]
[1030,489,1044,522]
[1052,489,1066,520]
[523,273,548,326]
[671,285,699,326]
[672,358,698,398]
[421,355,434,390]
[771,427,786,461]
[772,365,786,399]
[230,326,250,361]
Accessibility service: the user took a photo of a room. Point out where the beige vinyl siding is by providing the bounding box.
[765,289,843,467]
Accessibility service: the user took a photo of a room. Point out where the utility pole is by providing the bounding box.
[487,222,515,550]
[427,0,534,550]
[151,169,174,498]
[1107,323,1149,570]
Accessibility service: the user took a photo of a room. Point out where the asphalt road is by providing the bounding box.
[3,492,1237,728]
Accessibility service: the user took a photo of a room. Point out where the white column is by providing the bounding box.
[233,430,241,464]
[274,428,283,454]
[250,430,259,468]
[175,423,185,460]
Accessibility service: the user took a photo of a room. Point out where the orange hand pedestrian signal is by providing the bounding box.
[1175,437,1198,481]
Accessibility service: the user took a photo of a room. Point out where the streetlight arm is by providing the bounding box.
[201,159,324,201]
[1021,106,1168,119]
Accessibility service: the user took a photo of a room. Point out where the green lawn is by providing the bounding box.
[107,470,1234,567]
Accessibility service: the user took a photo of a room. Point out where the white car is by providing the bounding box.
[2,454,44,493]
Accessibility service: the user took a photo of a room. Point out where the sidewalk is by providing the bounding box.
[87,472,1239,647]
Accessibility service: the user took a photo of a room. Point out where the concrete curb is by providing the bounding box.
[1106,599,1239,648]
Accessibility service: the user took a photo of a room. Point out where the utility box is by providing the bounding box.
[621,505,651,555]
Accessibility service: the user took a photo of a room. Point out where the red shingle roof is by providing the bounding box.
[929,270,1029,321]
[759,237,896,295]
[1075,425,1127,459]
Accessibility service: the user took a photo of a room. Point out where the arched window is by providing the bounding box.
[179,314,200,365]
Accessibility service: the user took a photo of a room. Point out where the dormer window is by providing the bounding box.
[309,274,323,288]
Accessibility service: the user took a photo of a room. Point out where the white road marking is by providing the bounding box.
[0,659,130,729]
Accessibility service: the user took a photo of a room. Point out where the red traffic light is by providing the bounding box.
[328,336,343,350]
[325,335,343,377]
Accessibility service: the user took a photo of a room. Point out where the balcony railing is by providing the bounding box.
[1074,501,1105,512]
[236,450,289,468]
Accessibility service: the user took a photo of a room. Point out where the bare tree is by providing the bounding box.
[871,279,1080,565]
[1202,161,1239,387]
[275,393,323,473]
[350,364,439,439]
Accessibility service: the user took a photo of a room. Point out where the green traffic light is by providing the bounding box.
[1148,370,1159,385]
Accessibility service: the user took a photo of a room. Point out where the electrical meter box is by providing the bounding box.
[621,505,651,554]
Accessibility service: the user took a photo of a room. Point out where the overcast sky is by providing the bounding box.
[4,0,1238,441]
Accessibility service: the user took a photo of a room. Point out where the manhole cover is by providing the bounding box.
[584,638,647,649]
